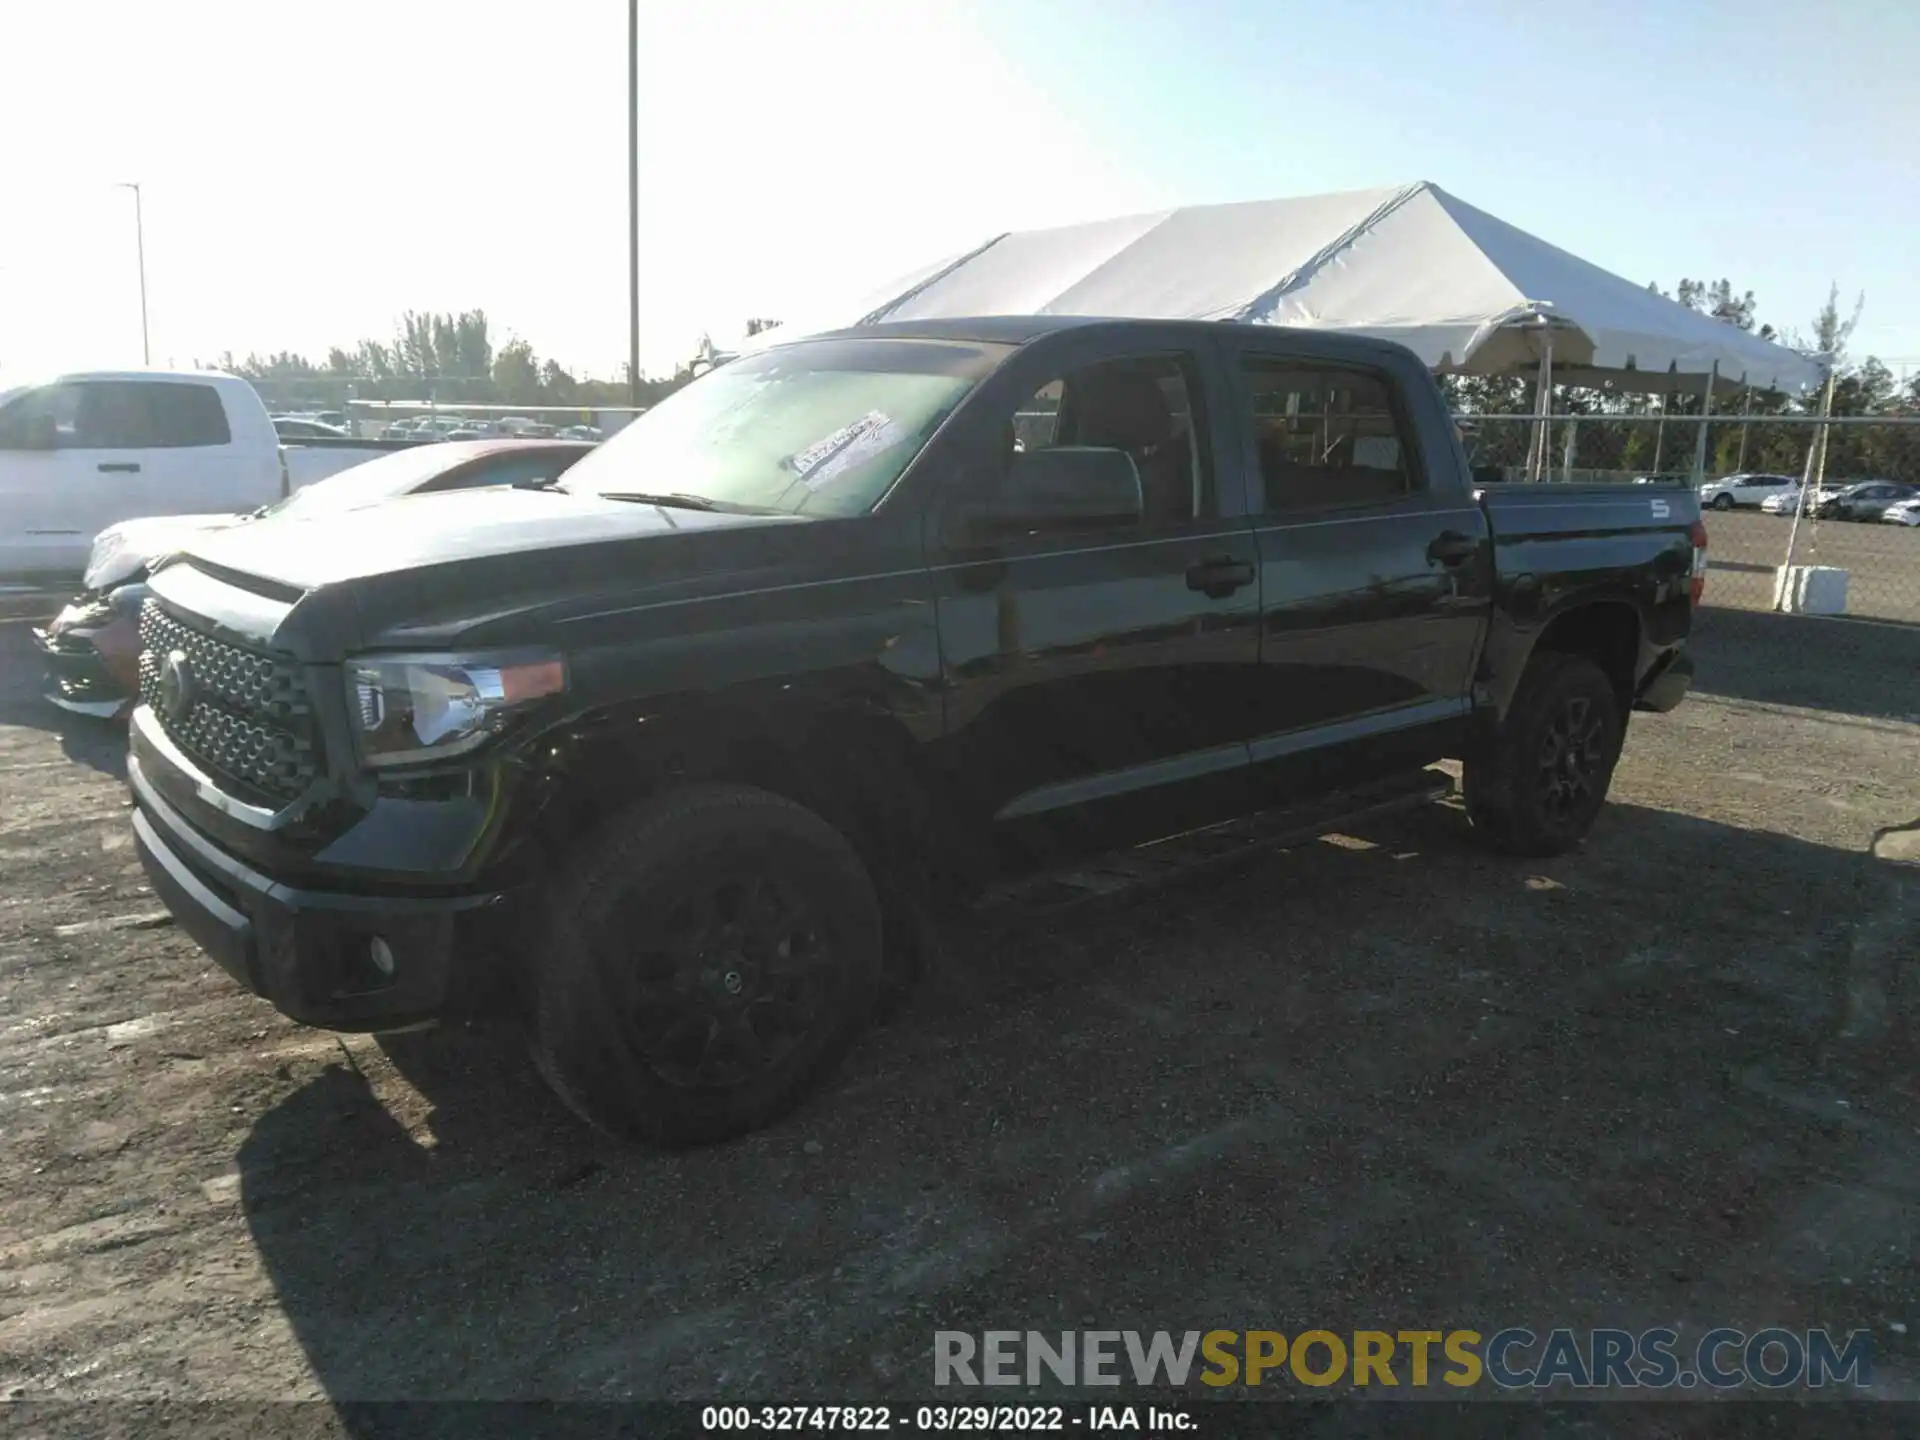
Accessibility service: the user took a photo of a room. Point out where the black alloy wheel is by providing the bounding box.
[617,871,835,1090]
[1534,691,1609,828]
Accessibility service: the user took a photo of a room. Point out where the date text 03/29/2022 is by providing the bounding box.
[702,1406,1188,1432]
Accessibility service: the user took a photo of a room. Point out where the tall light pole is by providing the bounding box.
[627,0,640,406]
[114,182,150,364]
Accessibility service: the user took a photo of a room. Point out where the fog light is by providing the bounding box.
[367,936,396,979]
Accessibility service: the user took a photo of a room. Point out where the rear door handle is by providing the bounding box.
[1185,556,1257,598]
[97,462,141,474]
[1427,530,1478,566]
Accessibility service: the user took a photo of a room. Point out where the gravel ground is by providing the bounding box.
[0,604,1916,1436]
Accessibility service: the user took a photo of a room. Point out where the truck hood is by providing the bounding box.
[86,511,253,591]
[178,485,802,593]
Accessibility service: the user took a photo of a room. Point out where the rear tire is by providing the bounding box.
[531,783,883,1146]
[1463,653,1624,858]
[1710,494,1735,511]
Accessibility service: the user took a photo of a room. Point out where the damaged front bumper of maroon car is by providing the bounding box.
[33,585,148,719]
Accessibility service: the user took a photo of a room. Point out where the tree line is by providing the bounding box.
[205,311,783,413]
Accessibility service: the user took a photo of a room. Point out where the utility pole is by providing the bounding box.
[115,182,150,364]
[627,0,641,406]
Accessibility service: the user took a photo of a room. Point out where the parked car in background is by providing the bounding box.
[124,316,1702,1145]
[1815,481,1917,522]
[557,423,603,441]
[1,370,283,583]
[1757,484,1849,516]
[272,415,349,439]
[1698,473,1797,510]
[1880,497,1920,526]
[33,439,591,718]
[314,411,347,430]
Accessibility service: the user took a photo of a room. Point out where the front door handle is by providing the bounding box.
[1427,530,1478,566]
[97,462,141,474]
[1186,556,1256,598]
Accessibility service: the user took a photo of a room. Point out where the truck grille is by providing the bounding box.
[138,601,318,804]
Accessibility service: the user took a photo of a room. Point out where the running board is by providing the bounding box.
[976,767,1456,919]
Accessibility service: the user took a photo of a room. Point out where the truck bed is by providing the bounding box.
[1477,480,1701,539]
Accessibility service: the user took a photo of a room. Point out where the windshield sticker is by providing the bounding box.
[786,410,907,489]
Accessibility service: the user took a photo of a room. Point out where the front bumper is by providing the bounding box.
[33,623,136,717]
[130,753,513,1030]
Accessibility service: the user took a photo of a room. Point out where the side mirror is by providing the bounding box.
[955,446,1143,536]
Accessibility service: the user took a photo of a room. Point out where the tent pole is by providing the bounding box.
[1527,335,1553,482]
[1780,363,1836,589]
[1652,384,1668,473]
[1561,415,1577,481]
[1690,362,1718,485]
[1809,364,1836,496]
[1735,378,1753,472]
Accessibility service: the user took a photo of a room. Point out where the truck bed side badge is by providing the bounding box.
[1651,499,1671,519]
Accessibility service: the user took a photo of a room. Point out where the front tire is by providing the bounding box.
[1463,653,1625,858]
[531,783,883,1146]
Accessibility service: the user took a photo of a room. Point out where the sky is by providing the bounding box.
[1,0,1914,384]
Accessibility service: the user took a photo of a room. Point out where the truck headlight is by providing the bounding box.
[347,652,566,768]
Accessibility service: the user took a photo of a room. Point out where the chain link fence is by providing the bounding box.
[341,400,647,440]
[239,377,649,439]
[258,382,1920,624]
[1459,414,1920,624]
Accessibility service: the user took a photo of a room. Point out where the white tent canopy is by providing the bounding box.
[734,182,1820,395]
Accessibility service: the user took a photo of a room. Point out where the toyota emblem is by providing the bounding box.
[156,648,195,720]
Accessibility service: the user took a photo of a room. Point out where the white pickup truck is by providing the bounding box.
[0,369,409,585]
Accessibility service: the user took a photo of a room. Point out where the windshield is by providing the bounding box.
[265,443,488,519]
[558,337,1007,516]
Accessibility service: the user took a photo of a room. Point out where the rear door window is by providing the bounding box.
[1237,358,1420,514]
[74,381,231,449]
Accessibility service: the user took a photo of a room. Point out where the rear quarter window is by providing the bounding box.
[76,381,232,448]
[432,454,576,490]
[149,383,233,447]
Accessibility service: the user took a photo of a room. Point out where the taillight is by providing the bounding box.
[1689,519,1708,606]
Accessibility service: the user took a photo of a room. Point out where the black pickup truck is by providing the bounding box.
[126,317,1704,1144]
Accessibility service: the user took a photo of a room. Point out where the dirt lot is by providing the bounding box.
[1,604,1917,1434]
[1702,508,1920,622]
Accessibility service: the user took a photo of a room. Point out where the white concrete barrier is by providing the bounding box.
[1772,565,1850,615]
